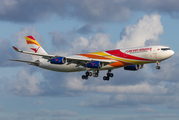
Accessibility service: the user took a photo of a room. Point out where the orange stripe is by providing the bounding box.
[79,54,111,60]
[26,41,40,46]
[79,53,132,67]
[109,61,131,67]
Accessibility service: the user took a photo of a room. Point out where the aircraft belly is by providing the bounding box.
[39,62,86,72]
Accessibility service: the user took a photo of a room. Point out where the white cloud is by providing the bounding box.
[49,13,164,56]
[51,32,115,56]
[70,36,89,54]
[69,33,115,54]
[78,94,179,109]
[6,69,43,96]
[87,33,114,51]
[65,77,168,94]
[116,13,163,48]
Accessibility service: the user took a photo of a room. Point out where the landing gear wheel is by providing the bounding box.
[106,70,114,78]
[156,61,161,70]
[156,66,161,69]
[85,72,89,76]
[93,73,98,77]
[89,72,92,76]
[82,75,86,79]
[103,76,109,81]
[93,73,96,77]
[82,75,88,80]
[93,70,99,77]
[107,73,110,77]
[110,73,113,77]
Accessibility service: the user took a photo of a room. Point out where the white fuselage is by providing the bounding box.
[37,45,174,72]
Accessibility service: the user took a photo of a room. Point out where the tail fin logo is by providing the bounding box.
[30,46,40,53]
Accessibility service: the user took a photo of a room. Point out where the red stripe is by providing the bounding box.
[105,49,153,61]
[27,36,35,40]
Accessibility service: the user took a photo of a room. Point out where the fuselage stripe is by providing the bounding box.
[78,49,155,67]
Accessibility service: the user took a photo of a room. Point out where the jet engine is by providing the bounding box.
[124,64,143,71]
[87,61,103,68]
[50,57,66,64]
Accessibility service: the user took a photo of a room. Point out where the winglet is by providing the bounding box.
[13,46,21,52]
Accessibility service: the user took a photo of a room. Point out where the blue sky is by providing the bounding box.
[0,0,179,120]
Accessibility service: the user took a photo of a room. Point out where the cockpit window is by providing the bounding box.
[161,48,171,51]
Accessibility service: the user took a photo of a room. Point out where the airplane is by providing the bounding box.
[10,36,174,81]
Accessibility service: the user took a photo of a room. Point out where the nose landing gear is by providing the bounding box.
[156,61,161,70]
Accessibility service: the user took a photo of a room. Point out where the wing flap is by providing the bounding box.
[66,56,117,67]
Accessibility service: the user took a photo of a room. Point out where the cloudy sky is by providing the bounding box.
[0,0,179,120]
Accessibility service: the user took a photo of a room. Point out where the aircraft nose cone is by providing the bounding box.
[171,50,175,56]
[169,50,174,57]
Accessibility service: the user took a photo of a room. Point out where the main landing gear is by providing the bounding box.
[93,70,99,77]
[82,70,114,81]
[156,61,161,70]
[82,71,92,80]
[103,70,114,81]
[82,70,99,80]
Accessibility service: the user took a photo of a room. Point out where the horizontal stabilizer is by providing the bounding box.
[9,59,40,66]
[12,46,58,59]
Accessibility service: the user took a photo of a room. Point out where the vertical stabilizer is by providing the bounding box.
[25,36,47,61]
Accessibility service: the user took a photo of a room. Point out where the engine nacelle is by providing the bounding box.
[87,61,103,68]
[50,57,66,64]
[124,64,144,71]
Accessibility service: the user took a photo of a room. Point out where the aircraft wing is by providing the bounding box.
[12,46,117,67]
[66,56,117,66]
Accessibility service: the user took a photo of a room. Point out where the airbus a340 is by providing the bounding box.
[10,36,174,81]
